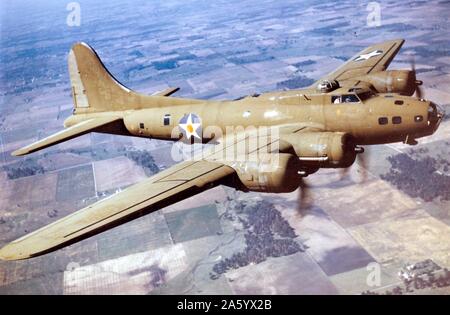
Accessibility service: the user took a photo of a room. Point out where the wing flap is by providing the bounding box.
[12,116,122,156]
[0,160,234,260]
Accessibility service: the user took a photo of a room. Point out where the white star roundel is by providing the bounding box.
[353,49,383,62]
[178,113,202,140]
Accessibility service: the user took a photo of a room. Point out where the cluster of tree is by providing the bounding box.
[125,150,160,175]
[210,200,303,278]
[362,268,450,295]
[276,75,315,90]
[3,159,44,179]
[381,153,450,202]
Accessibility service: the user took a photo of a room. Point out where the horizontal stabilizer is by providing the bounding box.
[12,116,122,156]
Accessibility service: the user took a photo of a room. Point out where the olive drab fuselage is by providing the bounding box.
[65,87,439,146]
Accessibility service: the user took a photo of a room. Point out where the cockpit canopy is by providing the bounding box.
[331,94,360,104]
[317,79,339,93]
[330,86,377,104]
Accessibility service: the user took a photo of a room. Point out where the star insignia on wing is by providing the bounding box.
[179,113,202,140]
[354,49,383,62]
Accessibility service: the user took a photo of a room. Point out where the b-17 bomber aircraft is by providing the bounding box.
[0,39,444,260]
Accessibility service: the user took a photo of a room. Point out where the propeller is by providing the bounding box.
[297,177,312,215]
[410,56,424,99]
[340,146,370,183]
[356,147,369,183]
[297,146,370,214]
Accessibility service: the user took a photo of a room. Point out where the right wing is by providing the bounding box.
[0,160,234,260]
[312,39,405,85]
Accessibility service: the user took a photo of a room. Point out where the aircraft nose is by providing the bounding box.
[427,102,445,132]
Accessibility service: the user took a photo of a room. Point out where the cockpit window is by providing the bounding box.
[342,94,360,103]
[358,91,375,101]
[332,94,360,104]
[332,96,340,104]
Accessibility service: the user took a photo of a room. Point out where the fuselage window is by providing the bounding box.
[139,123,145,129]
[394,100,404,105]
[163,114,171,126]
[415,115,423,122]
[392,116,402,124]
[378,117,388,125]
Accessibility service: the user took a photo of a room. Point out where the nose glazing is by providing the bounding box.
[427,102,445,132]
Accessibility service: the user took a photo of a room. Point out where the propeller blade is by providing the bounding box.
[339,146,369,183]
[339,166,351,180]
[356,147,369,183]
[411,56,416,72]
[415,85,423,99]
[410,55,424,99]
[297,178,312,214]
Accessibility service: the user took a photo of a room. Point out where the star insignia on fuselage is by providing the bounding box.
[179,113,202,140]
[353,49,383,62]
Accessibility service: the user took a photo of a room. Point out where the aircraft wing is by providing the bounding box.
[313,39,405,85]
[0,160,235,260]
[12,116,122,156]
[0,123,315,260]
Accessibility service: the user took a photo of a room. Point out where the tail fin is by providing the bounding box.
[68,42,200,114]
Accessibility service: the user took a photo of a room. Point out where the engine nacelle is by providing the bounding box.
[280,132,357,168]
[357,70,419,96]
[227,153,302,193]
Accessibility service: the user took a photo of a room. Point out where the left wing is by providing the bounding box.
[0,160,234,260]
[0,123,315,260]
[312,39,405,85]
